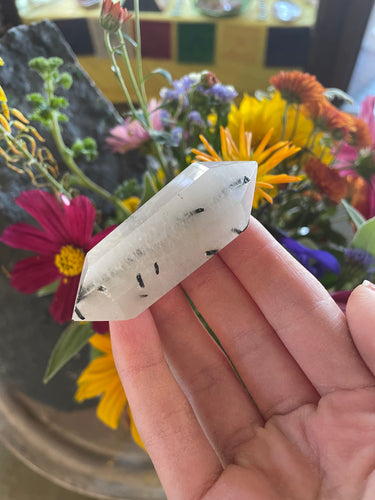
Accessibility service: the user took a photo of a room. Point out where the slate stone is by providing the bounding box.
[0,21,144,410]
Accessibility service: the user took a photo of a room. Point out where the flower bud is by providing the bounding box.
[200,71,220,89]
[100,0,132,32]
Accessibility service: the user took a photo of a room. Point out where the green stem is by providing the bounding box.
[133,0,148,106]
[105,28,170,180]
[281,102,289,141]
[116,28,149,123]
[309,130,318,152]
[105,32,139,119]
[45,76,130,217]
[3,129,71,197]
[290,104,300,141]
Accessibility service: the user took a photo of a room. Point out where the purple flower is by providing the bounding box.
[171,126,183,146]
[160,77,193,107]
[345,248,375,269]
[281,236,340,278]
[187,110,205,128]
[344,248,375,279]
[159,108,172,126]
[204,83,238,102]
[160,73,237,107]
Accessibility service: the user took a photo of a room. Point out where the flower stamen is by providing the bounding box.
[55,245,85,276]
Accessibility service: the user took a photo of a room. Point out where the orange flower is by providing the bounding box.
[321,103,353,137]
[346,174,372,219]
[348,116,372,149]
[270,71,326,110]
[100,0,132,32]
[304,157,348,204]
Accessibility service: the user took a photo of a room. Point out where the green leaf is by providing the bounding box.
[90,344,104,361]
[341,199,366,230]
[26,92,45,105]
[36,279,59,297]
[149,129,178,147]
[122,32,137,48]
[324,88,354,104]
[43,322,93,383]
[144,67,172,85]
[140,171,158,205]
[352,216,375,257]
[56,72,73,89]
[254,89,271,101]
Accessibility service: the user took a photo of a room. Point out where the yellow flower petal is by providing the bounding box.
[0,87,6,103]
[192,124,301,208]
[89,333,112,354]
[127,406,146,450]
[0,114,11,133]
[11,108,29,124]
[122,196,140,213]
[96,378,127,429]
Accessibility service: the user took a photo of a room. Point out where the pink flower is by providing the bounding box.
[0,190,114,326]
[331,290,352,313]
[335,96,375,219]
[106,99,163,154]
[335,96,375,173]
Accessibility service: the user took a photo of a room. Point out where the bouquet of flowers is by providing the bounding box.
[0,0,374,449]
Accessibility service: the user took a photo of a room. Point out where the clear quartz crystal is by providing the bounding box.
[73,161,257,321]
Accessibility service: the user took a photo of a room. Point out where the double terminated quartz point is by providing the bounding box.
[73,161,257,321]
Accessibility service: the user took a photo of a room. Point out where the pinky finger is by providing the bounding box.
[346,281,375,378]
[110,313,222,498]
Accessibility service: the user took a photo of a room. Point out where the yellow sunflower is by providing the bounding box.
[75,333,145,449]
[192,122,301,208]
[227,92,333,164]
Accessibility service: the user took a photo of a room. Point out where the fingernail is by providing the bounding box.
[362,280,375,292]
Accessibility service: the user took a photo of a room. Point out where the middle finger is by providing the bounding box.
[182,256,320,419]
[151,285,263,465]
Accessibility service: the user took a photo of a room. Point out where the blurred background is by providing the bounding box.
[1,0,374,110]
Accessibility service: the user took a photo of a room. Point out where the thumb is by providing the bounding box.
[346,281,375,376]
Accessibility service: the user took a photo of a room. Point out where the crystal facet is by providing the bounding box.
[72,161,257,321]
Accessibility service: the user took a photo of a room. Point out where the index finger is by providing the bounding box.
[220,218,374,394]
[110,313,222,498]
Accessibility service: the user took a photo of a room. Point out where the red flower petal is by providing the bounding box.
[15,190,69,244]
[1,223,60,255]
[89,224,116,249]
[50,274,80,324]
[10,255,59,293]
[62,195,96,250]
[92,321,110,334]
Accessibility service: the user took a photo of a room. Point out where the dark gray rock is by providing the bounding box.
[0,21,143,410]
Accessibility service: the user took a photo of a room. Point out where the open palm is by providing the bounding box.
[111,218,375,499]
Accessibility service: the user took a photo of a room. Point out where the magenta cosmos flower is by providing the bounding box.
[106,98,163,154]
[335,96,375,172]
[0,190,114,326]
[335,96,375,219]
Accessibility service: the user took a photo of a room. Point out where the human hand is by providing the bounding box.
[110,218,375,500]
